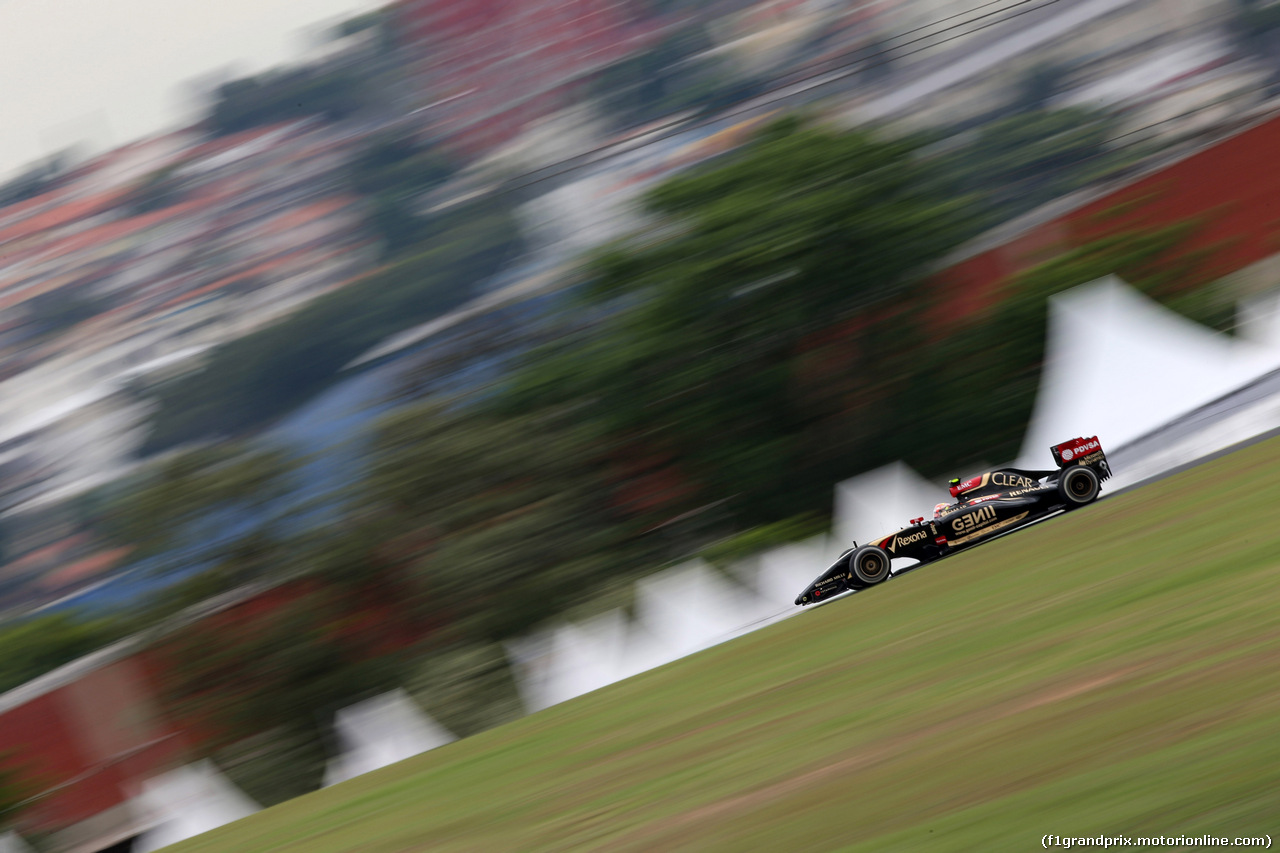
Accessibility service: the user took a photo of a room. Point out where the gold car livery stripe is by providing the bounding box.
[949,512,1029,546]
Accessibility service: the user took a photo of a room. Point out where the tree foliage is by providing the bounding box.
[407,642,524,739]
[350,136,453,200]
[931,107,1120,234]
[591,25,753,129]
[365,404,643,640]
[0,614,120,695]
[509,119,969,524]
[208,70,369,136]
[0,153,68,208]
[24,288,111,339]
[1231,0,1280,61]
[154,589,407,769]
[503,115,1221,527]
[0,751,38,833]
[103,444,299,578]
[123,165,188,216]
[349,134,455,257]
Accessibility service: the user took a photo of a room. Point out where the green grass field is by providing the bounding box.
[171,438,1280,852]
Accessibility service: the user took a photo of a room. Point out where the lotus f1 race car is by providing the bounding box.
[795,436,1111,606]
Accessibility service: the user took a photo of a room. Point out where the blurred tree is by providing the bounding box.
[0,751,37,833]
[591,25,746,129]
[348,134,455,257]
[107,445,295,561]
[1230,0,1280,67]
[332,5,400,54]
[24,288,110,338]
[113,468,432,801]
[507,118,969,525]
[350,135,453,199]
[208,69,368,135]
[98,444,306,631]
[407,642,525,738]
[333,8,385,39]
[365,404,645,640]
[930,107,1118,234]
[214,727,329,807]
[1010,62,1070,114]
[154,589,408,796]
[0,614,121,694]
[0,153,68,208]
[123,165,188,216]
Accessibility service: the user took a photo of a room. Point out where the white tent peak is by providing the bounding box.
[1018,276,1280,465]
[324,689,456,787]
[508,560,794,712]
[132,761,259,853]
[834,461,941,547]
[1238,288,1280,351]
[0,831,34,853]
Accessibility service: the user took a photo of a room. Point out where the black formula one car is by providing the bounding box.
[795,436,1111,606]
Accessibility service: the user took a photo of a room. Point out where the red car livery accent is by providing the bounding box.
[1052,436,1102,464]
[949,475,984,497]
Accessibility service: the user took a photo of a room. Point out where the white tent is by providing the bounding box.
[523,611,631,712]
[631,561,775,661]
[503,631,557,715]
[507,557,807,711]
[0,832,33,853]
[834,462,941,555]
[752,536,844,605]
[132,761,259,853]
[323,690,456,787]
[1019,277,1280,466]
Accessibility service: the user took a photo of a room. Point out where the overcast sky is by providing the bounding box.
[0,0,380,181]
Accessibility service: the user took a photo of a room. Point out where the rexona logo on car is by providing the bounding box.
[883,529,929,553]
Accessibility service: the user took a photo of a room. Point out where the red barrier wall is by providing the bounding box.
[929,113,1280,325]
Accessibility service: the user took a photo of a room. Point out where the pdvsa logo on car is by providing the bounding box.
[1061,439,1100,461]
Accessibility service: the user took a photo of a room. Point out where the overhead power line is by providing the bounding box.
[424,0,1240,209]
[492,0,1066,195]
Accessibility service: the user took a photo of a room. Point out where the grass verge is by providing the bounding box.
[169,437,1280,852]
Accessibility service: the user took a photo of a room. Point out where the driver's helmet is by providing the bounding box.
[933,502,950,518]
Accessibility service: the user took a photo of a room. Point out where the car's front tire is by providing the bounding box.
[850,545,891,586]
[1058,464,1100,507]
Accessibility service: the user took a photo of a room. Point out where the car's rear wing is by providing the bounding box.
[1050,435,1111,481]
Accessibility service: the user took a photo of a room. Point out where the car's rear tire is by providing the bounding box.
[850,545,891,585]
[1058,464,1100,507]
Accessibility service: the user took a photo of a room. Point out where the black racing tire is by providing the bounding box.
[849,545,891,586]
[1058,464,1100,507]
